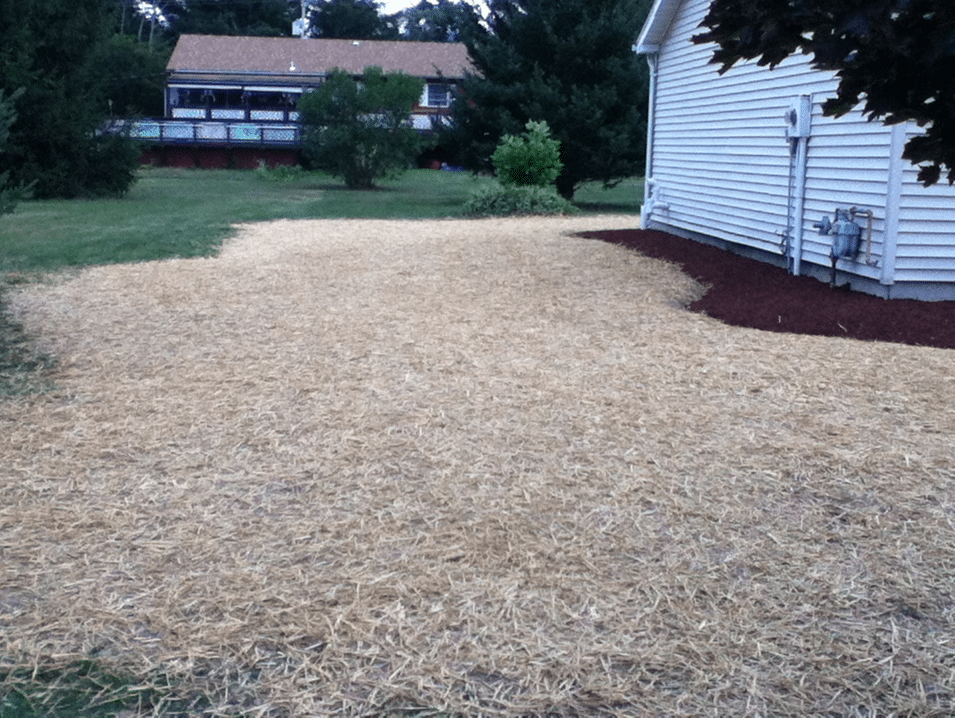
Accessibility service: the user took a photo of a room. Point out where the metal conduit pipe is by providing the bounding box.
[785,95,812,276]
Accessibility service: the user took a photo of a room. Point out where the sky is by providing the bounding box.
[380,0,418,11]
[379,0,485,14]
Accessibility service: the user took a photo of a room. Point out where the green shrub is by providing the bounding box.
[491,120,562,188]
[298,67,425,189]
[82,131,140,198]
[463,183,578,217]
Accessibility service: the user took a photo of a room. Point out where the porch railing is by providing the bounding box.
[119,120,302,146]
[111,113,447,147]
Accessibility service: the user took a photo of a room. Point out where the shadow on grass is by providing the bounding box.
[0,277,57,398]
[0,659,211,718]
[573,200,643,214]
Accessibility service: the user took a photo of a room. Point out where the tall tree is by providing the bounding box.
[397,0,479,42]
[695,0,955,186]
[307,0,397,39]
[0,0,140,198]
[85,34,170,118]
[446,0,652,199]
[166,0,294,37]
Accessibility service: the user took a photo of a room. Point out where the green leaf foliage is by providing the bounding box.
[83,34,170,118]
[166,0,294,37]
[0,0,140,198]
[445,0,652,199]
[464,182,578,217]
[307,0,398,39]
[491,119,563,188]
[397,0,481,42]
[298,66,426,189]
[695,0,955,186]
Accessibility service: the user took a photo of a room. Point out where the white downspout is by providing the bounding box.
[641,51,659,230]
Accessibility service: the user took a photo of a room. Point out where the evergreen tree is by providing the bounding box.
[446,0,652,199]
[696,0,955,186]
[0,0,140,198]
[299,66,424,188]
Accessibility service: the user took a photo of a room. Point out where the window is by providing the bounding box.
[423,83,451,108]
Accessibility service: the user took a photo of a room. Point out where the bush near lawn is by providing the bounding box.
[463,183,578,217]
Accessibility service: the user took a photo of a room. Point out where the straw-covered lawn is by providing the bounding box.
[2,216,954,716]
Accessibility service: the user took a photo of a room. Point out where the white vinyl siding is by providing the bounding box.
[800,106,892,282]
[645,0,955,298]
[894,133,955,284]
[649,0,836,256]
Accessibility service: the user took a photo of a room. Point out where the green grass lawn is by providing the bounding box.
[1,167,642,274]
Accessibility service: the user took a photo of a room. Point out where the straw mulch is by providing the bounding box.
[2,216,953,717]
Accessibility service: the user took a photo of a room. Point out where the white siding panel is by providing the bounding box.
[649,0,838,256]
[801,103,891,282]
[894,150,955,283]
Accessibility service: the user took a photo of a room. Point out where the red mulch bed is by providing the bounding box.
[579,229,955,350]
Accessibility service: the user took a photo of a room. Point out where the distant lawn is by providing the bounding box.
[1,167,642,274]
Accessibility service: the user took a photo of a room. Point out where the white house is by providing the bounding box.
[134,35,470,169]
[164,35,470,129]
[635,0,955,300]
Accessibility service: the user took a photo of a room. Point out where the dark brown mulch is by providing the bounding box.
[579,229,955,350]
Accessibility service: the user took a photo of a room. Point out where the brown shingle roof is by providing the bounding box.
[167,35,472,82]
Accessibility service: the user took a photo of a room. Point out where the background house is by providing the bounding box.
[636,0,955,301]
[139,35,470,169]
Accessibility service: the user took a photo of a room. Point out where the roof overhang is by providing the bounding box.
[167,71,326,86]
[634,0,683,55]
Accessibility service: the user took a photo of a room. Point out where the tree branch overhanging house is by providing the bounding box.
[135,34,471,169]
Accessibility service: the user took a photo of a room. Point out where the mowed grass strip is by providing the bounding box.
[1,167,643,274]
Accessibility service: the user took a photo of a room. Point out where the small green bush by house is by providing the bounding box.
[254,161,307,183]
[491,120,563,188]
[465,120,575,216]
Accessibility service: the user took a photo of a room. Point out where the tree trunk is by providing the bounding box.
[555,174,576,201]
